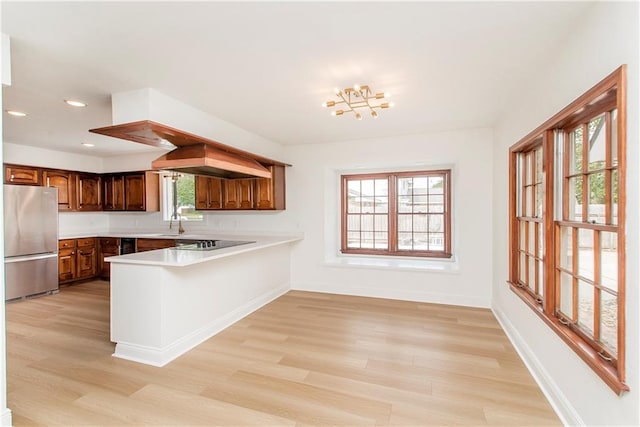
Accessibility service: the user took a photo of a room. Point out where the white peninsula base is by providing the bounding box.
[108,238,298,366]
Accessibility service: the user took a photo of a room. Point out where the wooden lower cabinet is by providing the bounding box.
[58,238,97,284]
[98,238,120,279]
[135,238,176,252]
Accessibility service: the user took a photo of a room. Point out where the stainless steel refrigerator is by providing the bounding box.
[4,184,59,300]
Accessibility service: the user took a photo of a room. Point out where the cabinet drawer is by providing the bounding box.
[58,239,76,249]
[99,237,120,247]
[136,238,176,252]
[77,237,96,248]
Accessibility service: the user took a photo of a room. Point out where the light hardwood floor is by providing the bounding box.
[6,280,561,426]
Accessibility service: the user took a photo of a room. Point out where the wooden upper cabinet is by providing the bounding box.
[77,173,102,211]
[4,164,41,185]
[195,176,223,210]
[43,170,75,211]
[224,179,254,210]
[254,165,286,210]
[103,175,125,211]
[124,172,159,212]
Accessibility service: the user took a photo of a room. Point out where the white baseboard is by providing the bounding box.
[492,305,583,426]
[0,408,12,426]
[291,281,490,308]
[113,283,290,367]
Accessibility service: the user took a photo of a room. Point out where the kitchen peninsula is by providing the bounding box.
[106,234,301,366]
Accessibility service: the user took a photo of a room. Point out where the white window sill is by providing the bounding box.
[324,254,460,274]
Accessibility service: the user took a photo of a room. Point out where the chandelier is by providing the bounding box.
[322,84,394,120]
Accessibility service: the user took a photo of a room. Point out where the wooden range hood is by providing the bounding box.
[90,120,286,179]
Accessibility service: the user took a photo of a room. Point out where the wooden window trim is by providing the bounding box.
[508,65,628,394]
[341,169,452,258]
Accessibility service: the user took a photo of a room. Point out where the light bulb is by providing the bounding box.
[322,100,335,108]
[371,111,378,118]
[380,103,389,109]
[375,92,385,99]
[332,110,344,116]
[355,112,362,120]
[334,87,341,95]
[384,92,391,98]
[354,84,361,91]
[389,102,395,108]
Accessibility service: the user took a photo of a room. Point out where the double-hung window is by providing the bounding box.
[509,66,627,393]
[341,170,452,258]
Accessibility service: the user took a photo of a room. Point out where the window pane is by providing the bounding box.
[347,231,360,248]
[428,214,444,233]
[600,291,618,355]
[374,215,388,232]
[347,181,361,213]
[347,214,360,231]
[528,256,535,291]
[397,214,412,232]
[588,114,606,171]
[398,188,412,213]
[519,221,526,251]
[429,233,444,251]
[567,176,583,221]
[374,197,388,214]
[577,280,594,335]
[588,172,606,224]
[398,232,412,250]
[361,215,374,231]
[534,184,543,217]
[538,259,544,297]
[519,253,527,283]
[559,271,574,318]
[525,185,533,217]
[361,197,375,213]
[559,226,573,270]
[397,178,412,196]
[361,180,375,197]
[600,231,618,291]
[374,232,388,249]
[570,127,583,174]
[537,222,544,259]
[413,194,427,213]
[577,229,594,281]
[413,177,428,194]
[535,147,543,183]
[413,233,428,250]
[361,232,374,248]
[528,221,535,255]
[413,214,428,232]
[375,179,388,196]
[428,176,444,194]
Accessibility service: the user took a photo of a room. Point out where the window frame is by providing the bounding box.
[508,66,627,394]
[340,169,452,259]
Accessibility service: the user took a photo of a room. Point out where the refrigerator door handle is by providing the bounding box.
[5,253,58,263]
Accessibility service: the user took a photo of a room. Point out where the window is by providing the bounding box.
[341,170,451,258]
[509,66,627,393]
[161,173,203,221]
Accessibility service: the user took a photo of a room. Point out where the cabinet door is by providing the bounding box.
[77,174,102,211]
[103,175,125,211]
[58,247,76,283]
[99,238,120,278]
[124,174,145,211]
[195,176,223,210]
[76,246,97,279]
[254,165,285,210]
[224,179,254,209]
[4,165,41,185]
[43,170,75,211]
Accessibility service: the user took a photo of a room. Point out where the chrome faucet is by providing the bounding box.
[169,216,185,235]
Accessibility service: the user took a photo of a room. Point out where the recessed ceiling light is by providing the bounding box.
[6,110,27,117]
[81,143,95,148]
[65,100,87,107]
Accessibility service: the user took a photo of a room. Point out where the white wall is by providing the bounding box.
[287,128,494,308]
[492,2,639,425]
[3,142,102,173]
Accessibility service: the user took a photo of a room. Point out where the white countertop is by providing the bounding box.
[105,234,302,267]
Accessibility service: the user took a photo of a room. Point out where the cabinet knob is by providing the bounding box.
[10,175,14,180]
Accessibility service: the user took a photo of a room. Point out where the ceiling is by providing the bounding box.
[2,1,594,157]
